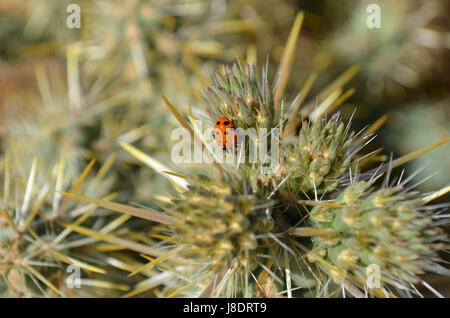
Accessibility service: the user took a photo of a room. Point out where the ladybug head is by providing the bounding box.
[216,116,234,127]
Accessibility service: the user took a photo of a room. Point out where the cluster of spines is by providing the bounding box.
[170,177,275,272]
[0,153,128,297]
[205,62,274,128]
[307,180,447,289]
[285,113,356,194]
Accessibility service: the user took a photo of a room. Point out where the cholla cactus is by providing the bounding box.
[5,4,441,298]
[285,114,356,194]
[171,175,275,272]
[0,149,129,297]
[307,179,449,295]
[60,11,450,298]
[2,58,121,178]
[205,62,274,129]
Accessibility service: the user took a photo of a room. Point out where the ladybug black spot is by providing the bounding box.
[224,131,228,135]
[223,121,230,125]
[216,121,220,125]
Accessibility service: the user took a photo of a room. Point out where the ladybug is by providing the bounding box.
[213,116,237,150]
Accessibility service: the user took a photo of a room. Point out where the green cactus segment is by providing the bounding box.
[170,177,275,272]
[286,114,356,194]
[204,62,274,129]
[307,180,445,287]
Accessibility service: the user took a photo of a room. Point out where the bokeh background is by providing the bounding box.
[0,0,449,296]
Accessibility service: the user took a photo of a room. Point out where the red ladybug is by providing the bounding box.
[213,116,237,150]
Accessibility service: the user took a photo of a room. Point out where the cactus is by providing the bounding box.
[205,62,274,129]
[1,2,449,299]
[307,179,449,295]
[64,53,449,297]
[0,149,128,297]
[285,114,357,194]
[171,175,275,274]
